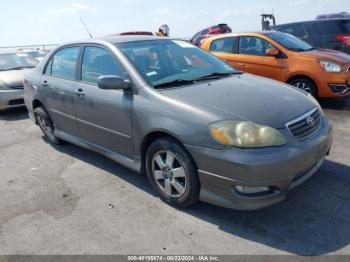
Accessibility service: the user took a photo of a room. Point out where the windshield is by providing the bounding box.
[0,53,38,71]
[117,40,237,88]
[266,32,314,52]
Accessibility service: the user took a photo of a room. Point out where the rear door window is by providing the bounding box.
[50,47,80,80]
[209,37,237,53]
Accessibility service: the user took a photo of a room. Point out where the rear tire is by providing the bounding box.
[145,138,200,208]
[34,107,62,145]
[288,77,318,98]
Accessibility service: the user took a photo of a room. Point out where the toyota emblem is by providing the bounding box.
[307,116,315,127]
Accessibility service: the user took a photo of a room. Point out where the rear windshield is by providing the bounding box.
[313,20,350,34]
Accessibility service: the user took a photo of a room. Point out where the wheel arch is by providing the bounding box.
[32,99,44,110]
[32,99,52,124]
[286,74,319,97]
[140,130,198,173]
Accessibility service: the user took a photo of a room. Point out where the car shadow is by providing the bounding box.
[47,140,350,255]
[0,107,28,121]
[47,140,157,197]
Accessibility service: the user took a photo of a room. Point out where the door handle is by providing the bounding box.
[74,88,85,96]
[237,63,245,67]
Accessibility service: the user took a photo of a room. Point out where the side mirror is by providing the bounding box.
[97,75,130,90]
[266,48,280,57]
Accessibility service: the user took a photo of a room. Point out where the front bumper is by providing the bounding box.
[0,89,25,110]
[185,118,333,210]
[317,71,350,98]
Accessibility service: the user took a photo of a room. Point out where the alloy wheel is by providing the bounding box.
[292,81,312,93]
[151,150,187,198]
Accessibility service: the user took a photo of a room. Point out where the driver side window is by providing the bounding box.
[81,46,126,85]
[239,36,274,56]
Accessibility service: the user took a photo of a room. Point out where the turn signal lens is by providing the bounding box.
[210,127,230,145]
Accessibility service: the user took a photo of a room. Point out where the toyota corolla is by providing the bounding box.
[24,36,332,210]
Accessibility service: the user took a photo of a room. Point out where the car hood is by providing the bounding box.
[300,48,350,65]
[0,70,25,87]
[160,74,316,129]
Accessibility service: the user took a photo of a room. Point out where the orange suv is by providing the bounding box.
[201,31,350,98]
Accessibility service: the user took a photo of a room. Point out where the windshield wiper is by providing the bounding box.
[195,71,242,81]
[153,79,196,89]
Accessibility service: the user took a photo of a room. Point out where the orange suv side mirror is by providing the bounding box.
[266,48,280,57]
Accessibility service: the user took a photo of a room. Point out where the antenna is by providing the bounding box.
[80,17,93,39]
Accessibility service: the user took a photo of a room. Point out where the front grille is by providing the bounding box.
[10,85,24,90]
[287,108,321,140]
[8,98,24,106]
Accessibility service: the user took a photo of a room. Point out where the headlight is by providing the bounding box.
[209,120,286,148]
[317,60,341,72]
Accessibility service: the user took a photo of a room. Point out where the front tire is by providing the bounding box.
[145,138,200,208]
[34,107,62,145]
[288,77,318,98]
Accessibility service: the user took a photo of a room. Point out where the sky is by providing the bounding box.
[0,0,349,47]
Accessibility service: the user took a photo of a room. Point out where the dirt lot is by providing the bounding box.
[0,98,349,256]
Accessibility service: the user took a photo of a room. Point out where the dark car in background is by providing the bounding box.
[273,19,350,54]
[316,12,350,20]
[190,23,232,46]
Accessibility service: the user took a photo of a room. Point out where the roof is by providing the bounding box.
[274,18,350,27]
[203,31,283,39]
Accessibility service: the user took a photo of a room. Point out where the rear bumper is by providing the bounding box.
[0,90,25,110]
[185,118,332,210]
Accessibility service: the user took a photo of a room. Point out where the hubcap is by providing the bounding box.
[292,81,311,93]
[151,150,187,198]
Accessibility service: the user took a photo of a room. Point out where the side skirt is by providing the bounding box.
[54,129,141,173]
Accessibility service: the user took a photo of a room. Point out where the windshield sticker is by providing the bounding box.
[146,71,158,77]
[173,40,194,48]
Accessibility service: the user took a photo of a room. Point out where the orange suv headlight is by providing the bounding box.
[317,60,341,72]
